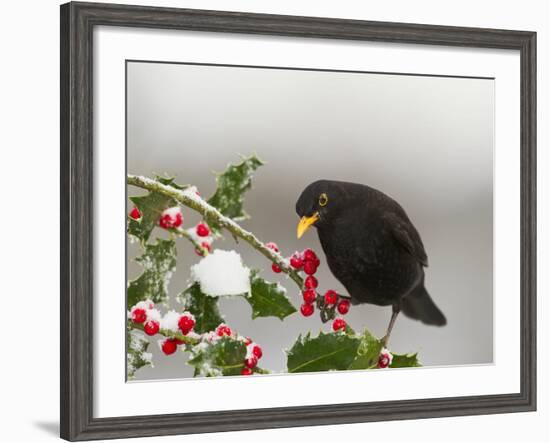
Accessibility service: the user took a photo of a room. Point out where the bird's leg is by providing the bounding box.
[381,304,400,348]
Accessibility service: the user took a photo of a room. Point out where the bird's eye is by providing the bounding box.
[319,193,329,207]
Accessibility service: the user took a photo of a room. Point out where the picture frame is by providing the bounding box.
[60,1,536,441]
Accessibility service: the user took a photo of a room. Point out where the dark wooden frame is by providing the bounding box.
[60,1,537,441]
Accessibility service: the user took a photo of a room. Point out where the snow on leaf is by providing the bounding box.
[347,329,384,370]
[286,332,360,373]
[190,249,250,296]
[127,238,177,307]
[177,283,225,333]
[245,270,297,320]
[127,328,152,379]
[390,352,422,368]
[207,154,264,231]
[127,175,186,242]
[188,336,246,377]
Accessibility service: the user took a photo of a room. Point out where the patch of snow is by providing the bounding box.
[160,310,180,332]
[146,308,161,323]
[186,331,202,341]
[190,250,250,296]
[161,206,182,219]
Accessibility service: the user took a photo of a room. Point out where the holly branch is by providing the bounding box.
[127,173,305,289]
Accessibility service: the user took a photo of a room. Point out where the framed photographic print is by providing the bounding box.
[60,1,536,441]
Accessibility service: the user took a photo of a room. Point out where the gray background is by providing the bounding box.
[127,61,494,381]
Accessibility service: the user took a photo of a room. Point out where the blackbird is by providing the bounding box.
[296,180,446,346]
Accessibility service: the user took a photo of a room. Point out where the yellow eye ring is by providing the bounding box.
[319,193,329,207]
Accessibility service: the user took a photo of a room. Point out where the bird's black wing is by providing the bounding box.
[382,212,429,267]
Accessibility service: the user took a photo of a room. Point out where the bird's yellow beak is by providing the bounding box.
[297,212,319,239]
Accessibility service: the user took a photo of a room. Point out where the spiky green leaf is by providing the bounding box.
[177,283,225,333]
[127,328,152,379]
[390,352,422,368]
[244,271,297,320]
[127,238,177,307]
[207,155,264,231]
[348,329,384,370]
[287,332,360,373]
[188,336,247,377]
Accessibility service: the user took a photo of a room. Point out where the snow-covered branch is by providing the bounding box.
[127,174,305,289]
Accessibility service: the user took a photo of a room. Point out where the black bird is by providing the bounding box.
[296,180,446,346]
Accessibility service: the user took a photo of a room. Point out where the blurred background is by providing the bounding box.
[126,61,494,381]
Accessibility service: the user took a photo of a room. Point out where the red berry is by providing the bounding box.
[143,320,160,336]
[378,354,391,369]
[251,345,263,359]
[272,263,282,273]
[178,315,195,335]
[303,261,318,275]
[324,290,338,305]
[300,303,314,317]
[131,308,147,324]
[302,289,317,304]
[216,324,232,337]
[266,242,279,252]
[241,367,253,376]
[245,357,258,368]
[196,223,210,237]
[337,299,351,315]
[174,338,186,345]
[195,241,212,256]
[161,339,178,355]
[129,206,141,220]
[243,337,252,346]
[332,318,347,332]
[159,207,183,229]
[302,248,318,263]
[304,275,318,290]
[290,252,304,269]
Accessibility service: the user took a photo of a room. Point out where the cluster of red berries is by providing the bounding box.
[130,300,161,337]
[159,207,184,229]
[290,248,321,275]
[193,222,213,256]
[241,336,264,376]
[264,242,352,328]
[129,205,184,229]
[159,312,197,355]
[131,306,264,374]
[129,206,214,256]
[130,301,197,355]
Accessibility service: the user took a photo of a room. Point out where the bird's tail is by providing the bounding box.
[401,284,446,326]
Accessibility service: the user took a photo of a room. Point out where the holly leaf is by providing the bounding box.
[127,238,177,307]
[127,328,152,379]
[128,175,184,242]
[348,329,384,370]
[188,336,247,377]
[390,352,422,368]
[207,155,264,231]
[177,283,225,333]
[287,332,360,373]
[244,271,297,320]
[156,176,187,190]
